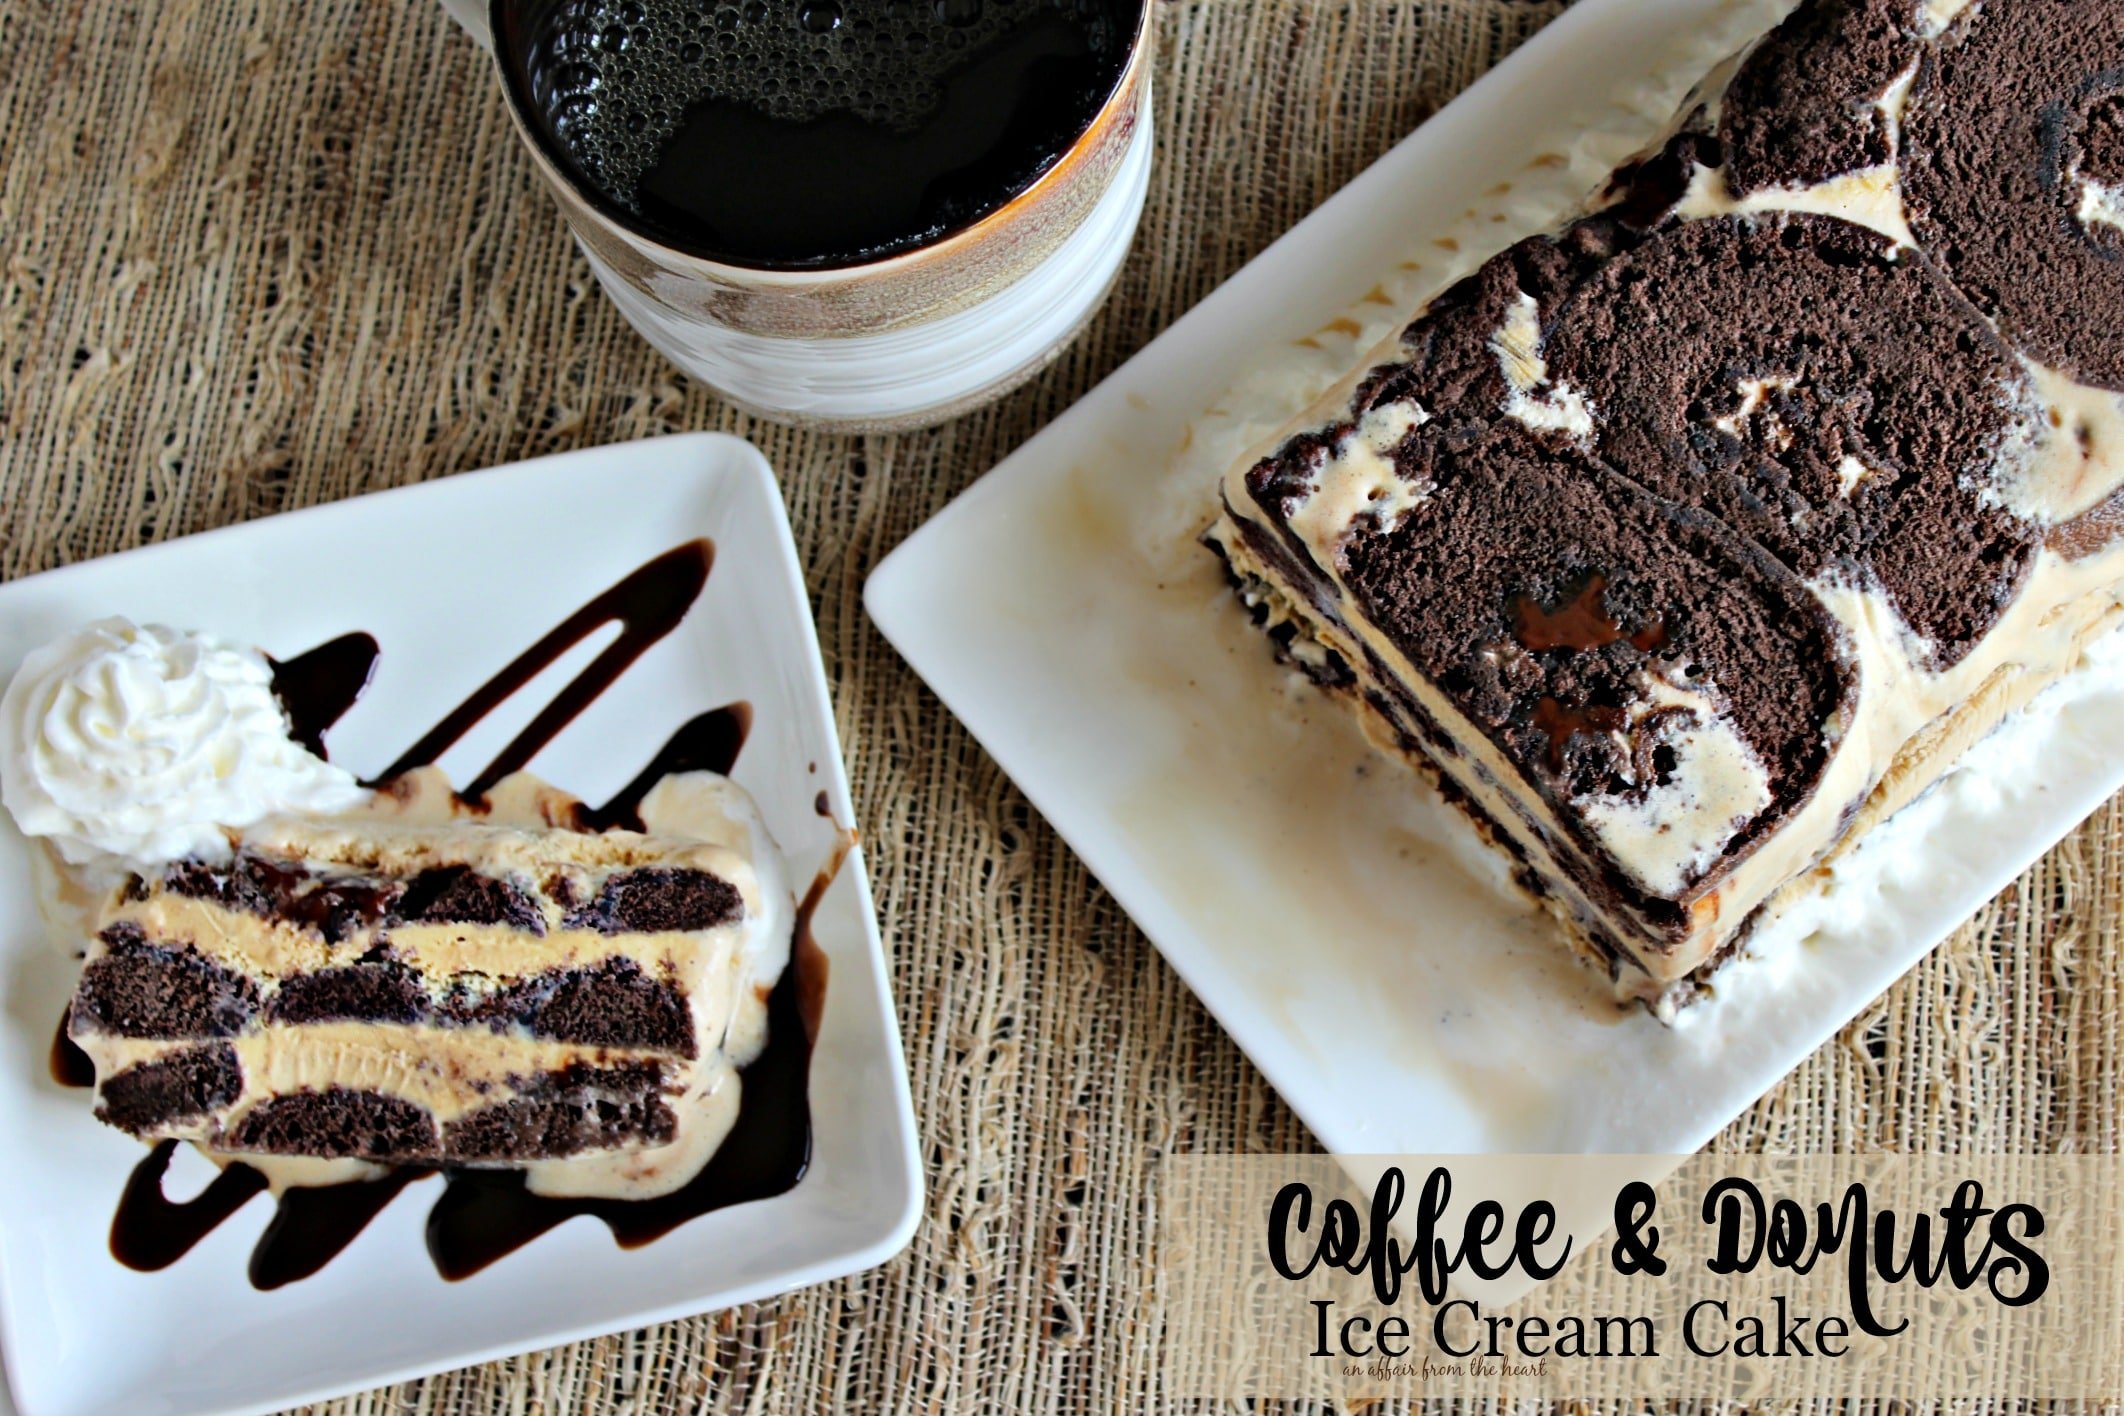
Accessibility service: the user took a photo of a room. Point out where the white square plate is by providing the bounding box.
[0,433,922,1416]
[866,0,2124,1159]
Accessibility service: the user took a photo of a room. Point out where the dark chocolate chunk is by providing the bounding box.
[165,851,398,944]
[542,871,583,912]
[72,924,261,1039]
[283,878,401,945]
[94,1044,242,1134]
[229,1088,439,1160]
[565,868,742,935]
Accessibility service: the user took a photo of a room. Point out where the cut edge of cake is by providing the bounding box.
[64,766,793,1192]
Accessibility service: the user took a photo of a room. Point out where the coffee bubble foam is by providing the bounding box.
[524,0,1125,214]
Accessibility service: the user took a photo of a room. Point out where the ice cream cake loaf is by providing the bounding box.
[1207,0,2124,1013]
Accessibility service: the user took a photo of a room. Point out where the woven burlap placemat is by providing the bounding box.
[5,0,2119,1410]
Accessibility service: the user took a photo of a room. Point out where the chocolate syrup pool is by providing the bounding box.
[92,539,834,1284]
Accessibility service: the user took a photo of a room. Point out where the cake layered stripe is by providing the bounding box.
[64,767,791,1170]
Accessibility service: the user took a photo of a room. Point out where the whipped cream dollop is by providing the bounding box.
[0,617,366,867]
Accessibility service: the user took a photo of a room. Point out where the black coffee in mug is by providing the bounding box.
[496,0,1141,269]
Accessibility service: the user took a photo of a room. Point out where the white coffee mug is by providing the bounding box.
[442,0,1153,431]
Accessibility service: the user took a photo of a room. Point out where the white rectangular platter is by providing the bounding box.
[865,0,2124,1159]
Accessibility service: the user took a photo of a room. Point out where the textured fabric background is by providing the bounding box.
[4,0,2119,1410]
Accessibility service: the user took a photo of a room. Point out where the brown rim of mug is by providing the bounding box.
[488,0,1155,278]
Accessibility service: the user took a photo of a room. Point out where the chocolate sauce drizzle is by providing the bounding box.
[267,633,381,757]
[1512,573,1665,771]
[577,702,753,833]
[379,540,713,800]
[109,1141,268,1271]
[249,1165,435,1290]
[1531,696,1627,771]
[50,1012,93,1088]
[101,537,830,1286]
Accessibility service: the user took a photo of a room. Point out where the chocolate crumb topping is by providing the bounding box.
[1542,213,2037,665]
[1901,0,2124,389]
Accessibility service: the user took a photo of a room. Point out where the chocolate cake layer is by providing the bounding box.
[441,1064,678,1163]
[1540,212,2036,666]
[1334,423,1852,911]
[68,768,793,1168]
[1720,0,2124,393]
[94,1044,242,1135]
[1718,0,1913,193]
[1207,0,2124,1011]
[1900,0,2124,391]
[73,924,261,1039]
